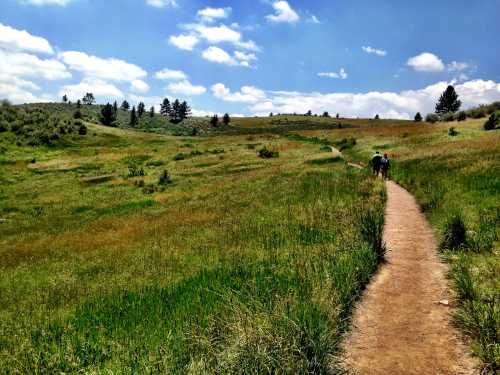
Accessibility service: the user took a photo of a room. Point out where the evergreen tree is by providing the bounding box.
[223,113,230,125]
[62,95,68,103]
[210,114,219,127]
[82,93,95,105]
[76,99,82,109]
[435,85,462,114]
[137,102,145,117]
[336,113,340,119]
[306,110,312,116]
[149,106,155,118]
[129,106,138,127]
[172,99,181,121]
[160,98,171,117]
[414,112,423,122]
[179,101,191,120]
[113,101,118,114]
[100,103,117,126]
[269,112,273,117]
[121,100,130,111]
[322,111,330,117]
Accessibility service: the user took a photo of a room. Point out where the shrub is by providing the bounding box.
[414,112,423,122]
[128,163,145,177]
[173,153,186,161]
[483,112,499,130]
[78,124,87,135]
[442,112,455,122]
[158,170,172,185]
[457,111,467,121]
[425,113,439,123]
[73,110,82,119]
[258,146,279,158]
[0,120,8,132]
[469,107,487,119]
[448,127,458,136]
[440,212,467,251]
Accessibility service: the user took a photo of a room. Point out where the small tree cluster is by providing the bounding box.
[160,98,191,122]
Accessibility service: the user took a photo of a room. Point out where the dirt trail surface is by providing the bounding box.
[342,180,476,375]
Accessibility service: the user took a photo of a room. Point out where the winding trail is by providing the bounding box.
[342,179,476,374]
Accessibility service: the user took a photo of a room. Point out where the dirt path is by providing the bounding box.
[342,180,477,375]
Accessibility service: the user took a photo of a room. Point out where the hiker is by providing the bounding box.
[381,153,390,180]
[371,151,382,176]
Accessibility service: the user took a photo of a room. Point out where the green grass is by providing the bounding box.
[0,114,386,373]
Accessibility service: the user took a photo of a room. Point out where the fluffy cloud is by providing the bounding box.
[0,74,50,103]
[362,46,387,57]
[185,24,241,45]
[407,52,445,72]
[318,68,348,80]
[146,0,177,8]
[58,51,147,82]
[197,7,231,22]
[0,23,54,54]
[266,1,300,23]
[19,0,74,5]
[154,68,187,80]
[0,50,71,80]
[447,61,469,72]
[248,79,500,118]
[169,34,199,51]
[212,83,266,103]
[167,80,206,95]
[234,51,257,67]
[130,79,150,93]
[59,78,123,101]
[202,46,237,65]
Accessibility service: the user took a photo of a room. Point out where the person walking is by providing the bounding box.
[371,151,382,176]
[381,153,390,180]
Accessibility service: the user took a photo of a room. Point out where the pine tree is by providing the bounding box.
[82,93,95,105]
[375,114,380,120]
[414,112,423,122]
[306,110,312,116]
[179,101,191,120]
[172,99,181,121]
[100,103,117,127]
[149,106,155,118]
[322,111,330,118]
[113,101,118,114]
[160,98,171,117]
[76,99,82,109]
[435,85,462,114]
[210,114,219,127]
[62,95,68,103]
[130,106,138,127]
[223,113,230,125]
[121,100,130,111]
[137,102,145,117]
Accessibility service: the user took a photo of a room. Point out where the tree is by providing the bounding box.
[210,114,219,127]
[62,95,68,103]
[414,112,423,122]
[425,113,439,123]
[172,99,181,121]
[223,113,230,125]
[179,101,191,120]
[113,101,118,114]
[130,106,138,127]
[121,100,130,111]
[484,112,499,130]
[160,98,171,118]
[336,113,340,119]
[269,112,273,117]
[149,106,155,118]
[435,85,462,114]
[100,103,117,127]
[374,114,380,120]
[322,111,330,118]
[82,93,95,105]
[306,110,312,116]
[137,102,145,117]
[76,99,82,109]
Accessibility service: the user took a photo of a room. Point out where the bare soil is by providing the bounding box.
[342,181,477,375]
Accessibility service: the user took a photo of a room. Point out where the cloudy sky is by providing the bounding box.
[1,0,499,118]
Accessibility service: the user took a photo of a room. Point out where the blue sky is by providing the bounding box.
[1,0,500,118]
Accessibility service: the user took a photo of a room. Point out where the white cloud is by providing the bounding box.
[185,23,241,44]
[167,80,206,95]
[308,15,320,24]
[0,23,54,54]
[0,74,49,103]
[146,0,177,8]
[0,50,71,80]
[58,51,147,82]
[130,79,150,93]
[154,68,187,81]
[197,7,231,22]
[19,0,74,6]
[248,79,500,119]
[407,52,445,72]
[169,34,199,51]
[59,78,124,101]
[202,46,237,65]
[266,1,300,23]
[211,83,266,103]
[447,61,469,72]
[318,68,348,80]
[362,46,387,57]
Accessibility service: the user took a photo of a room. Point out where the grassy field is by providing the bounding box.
[0,114,386,373]
[292,118,500,373]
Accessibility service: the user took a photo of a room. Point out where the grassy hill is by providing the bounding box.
[0,102,498,373]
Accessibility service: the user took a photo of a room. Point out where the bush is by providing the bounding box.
[73,110,82,119]
[448,127,458,136]
[78,124,87,135]
[158,170,172,185]
[457,111,467,121]
[483,112,499,130]
[425,113,439,123]
[0,120,8,132]
[442,112,455,122]
[440,212,467,251]
[469,107,487,119]
[258,146,279,158]
[173,153,186,161]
